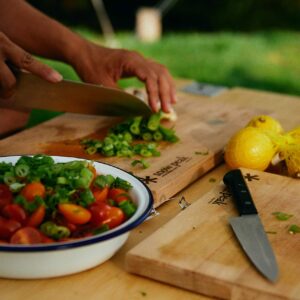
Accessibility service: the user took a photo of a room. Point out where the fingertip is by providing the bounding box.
[172,94,178,104]
[46,70,63,83]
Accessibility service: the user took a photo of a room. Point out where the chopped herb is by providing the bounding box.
[119,200,137,218]
[209,177,216,183]
[93,224,110,235]
[195,151,209,155]
[40,221,70,240]
[272,212,293,221]
[14,195,45,214]
[288,224,300,234]
[131,159,150,169]
[112,177,133,191]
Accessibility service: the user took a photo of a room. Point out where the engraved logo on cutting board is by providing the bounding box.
[208,173,260,205]
[136,156,192,185]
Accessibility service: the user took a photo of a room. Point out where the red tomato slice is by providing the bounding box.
[21,182,46,202]
[90,202,125,229]
[92,186,109,203]
[58,203,91,225]
[27,205,46,227]
[0,184,13,209]
[39,233,55,244]
[108,188,130,204]
[0,216,21,240]
[2,204,27,224]
[10,227,42,244]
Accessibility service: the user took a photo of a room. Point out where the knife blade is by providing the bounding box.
[223,169,279,282]
[0,71,152,117]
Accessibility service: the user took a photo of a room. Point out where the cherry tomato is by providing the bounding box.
[58,203,91,225]
[2,204,27,224]
[21,182,46,202]
[0,216,21,240]
[39,233,55,244]
[90,202,125,229]
[92,186,109,203]
[108,188,130,204]
[27,205,45,227]
[10,227,42,244]
[0,184,13,209]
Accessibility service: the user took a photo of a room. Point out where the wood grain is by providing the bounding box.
[126,169,300,299]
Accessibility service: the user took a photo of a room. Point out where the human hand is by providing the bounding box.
[0,32,62,98]
[72,43,177,113]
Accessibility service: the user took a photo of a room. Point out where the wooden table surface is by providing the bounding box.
[0,82,299,300]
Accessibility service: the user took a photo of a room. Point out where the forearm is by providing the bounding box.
[0,0,85,65]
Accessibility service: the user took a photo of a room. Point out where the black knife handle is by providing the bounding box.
[223,169,257,215]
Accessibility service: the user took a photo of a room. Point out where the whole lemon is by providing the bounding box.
[225,127,276,171]
[246,115,283,134]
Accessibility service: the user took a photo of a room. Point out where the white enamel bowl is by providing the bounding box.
[0,156,153,279]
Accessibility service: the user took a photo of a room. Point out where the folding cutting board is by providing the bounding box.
[0,92,264,207]
[126,169,300,299]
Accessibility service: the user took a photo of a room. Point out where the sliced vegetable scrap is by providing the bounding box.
[131,159,150,169]
[288,224,300,234]
[272,211,293,221]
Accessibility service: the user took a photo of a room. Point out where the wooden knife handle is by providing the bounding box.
[223,169,258,215]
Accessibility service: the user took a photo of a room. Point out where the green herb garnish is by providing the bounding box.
[272,212,293,221]
[131,159,150,169]
[288,224,300,234]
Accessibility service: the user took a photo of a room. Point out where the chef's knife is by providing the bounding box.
[0,71,152,117]
[223,169,279,282]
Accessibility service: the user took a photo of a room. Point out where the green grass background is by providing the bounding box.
[28,30,300,126]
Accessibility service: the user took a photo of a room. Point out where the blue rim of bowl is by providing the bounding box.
[0,155,154,252]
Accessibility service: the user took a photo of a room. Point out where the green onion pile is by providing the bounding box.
[81,111,179,160]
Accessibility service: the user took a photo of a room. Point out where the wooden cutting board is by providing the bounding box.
[126,169,300,299]
[0,92,263,207]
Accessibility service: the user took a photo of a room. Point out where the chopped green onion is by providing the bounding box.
[272,212,293,221]
[130,116,142,135]
[112,177,132,191]
[4,172,17,185]
[119,200,137,218]
[79,189,95,207]
[131,159,150,169]
[288,224,300,234]
[9,182,26,193]
[147,112,162,131]
[40,221,70,240]
[57,177,68,185]
[93,224,110,235]
[142,132,153,141]
[86,146,97,155]
[153,131,163,141]
[15,164,30,178]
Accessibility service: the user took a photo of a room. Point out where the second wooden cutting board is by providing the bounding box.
[126,169,300,299]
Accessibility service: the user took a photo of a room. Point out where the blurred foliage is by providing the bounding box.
[28,0,300,31]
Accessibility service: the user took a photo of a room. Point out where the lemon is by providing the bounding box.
[280,144,300,177]
[246,115,283,134]
[224,127,276,171]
